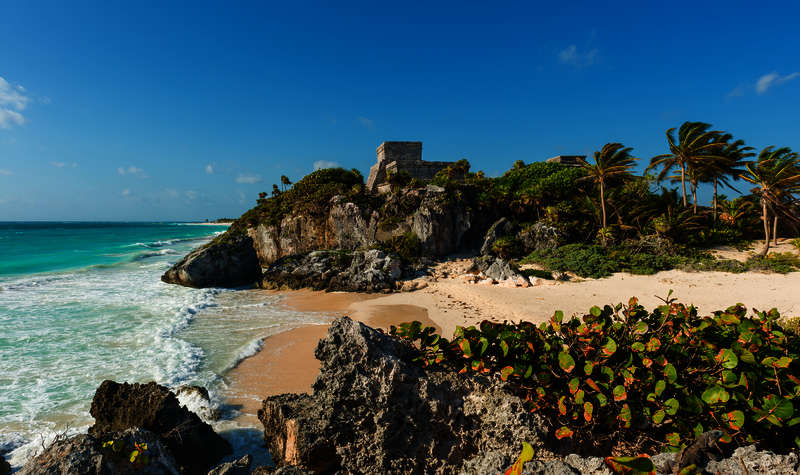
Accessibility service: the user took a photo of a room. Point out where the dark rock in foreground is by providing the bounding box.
[89,380,231,474]
[17,428,179,475]
[161,235,261,288]
[260,249,402,292]
[1,455,10,475]
[258,316,549,473]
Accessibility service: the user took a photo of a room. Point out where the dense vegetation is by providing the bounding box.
[391,298,800,455]
[223,120,799,272]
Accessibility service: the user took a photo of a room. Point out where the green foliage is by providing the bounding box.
[504,442,534,475]
[744,252,800,273]
[380,231,422,263]
[791,238,800,251]
[231,167,369,231]
[491,236,523,259]
[392,300,800,454]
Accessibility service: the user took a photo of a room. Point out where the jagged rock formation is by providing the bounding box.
[260,249,402,292]
[208,454,252,475]
[518,221,562,253]
[160,234,261,288]
[258,317,549,474]
[88,380,231,474]
[17,428,179,475]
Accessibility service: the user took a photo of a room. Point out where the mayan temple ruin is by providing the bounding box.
[365,141,455,193]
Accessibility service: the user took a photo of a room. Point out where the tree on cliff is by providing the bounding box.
[281,175,292,191]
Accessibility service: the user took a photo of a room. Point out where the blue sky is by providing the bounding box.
[1,1,798,221]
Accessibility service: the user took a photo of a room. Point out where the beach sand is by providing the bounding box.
[222,290,438,423]
[224,242,800,423]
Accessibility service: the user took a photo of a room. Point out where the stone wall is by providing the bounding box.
[366,141,454,193]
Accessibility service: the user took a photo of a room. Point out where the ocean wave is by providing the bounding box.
[231,338,265,369]
[125,236,206,249]
[131,248,178,261]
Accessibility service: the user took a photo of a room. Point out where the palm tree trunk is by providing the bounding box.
[691,182,698,214]
[680,164,688,207]
[600,181,607,234]
[761,200,771,257]
[773,216,779,245]
[713,179,718,223]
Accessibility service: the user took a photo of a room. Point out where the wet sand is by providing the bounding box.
[223,290,436,423]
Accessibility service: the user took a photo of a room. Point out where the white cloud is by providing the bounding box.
[121,188,131,196]
[205,164,214,174]
[0,109,24,128]
[51,161,77,168]
[0,76,30,129]
[558,44,599,67]
[117,165,147,178]
[236,173,262,184]
[313,160,340,170]
[185,190,198,200]
[755,71,800,95]
[0,169,12,176]
[358,116,375,129]
[0,77,29,110]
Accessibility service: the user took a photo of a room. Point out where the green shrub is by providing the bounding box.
[491,236,523,259]
[391,299,800,454]
[745,253,800,274]
[380,231,422,263]
[792,238,800,251]
[522,244,618,278]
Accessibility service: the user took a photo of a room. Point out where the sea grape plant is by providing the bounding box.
[391,297,800,454]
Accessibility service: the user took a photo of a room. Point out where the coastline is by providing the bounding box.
[224,263,800,425]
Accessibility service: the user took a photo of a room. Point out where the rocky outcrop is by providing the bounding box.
[260,249,402,292]
[208,454,252,475]
[18,428,179,475]
[165,185,493,289]
[249,188,478,268]
[518,221,562,253]
[0,455,9,475]
[88,380,231,474]
[160,235,261,288]
[258,317,549,474]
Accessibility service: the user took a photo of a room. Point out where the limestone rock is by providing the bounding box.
[161,235,261,288]
[207,454,252,475]
[18,428,178,475]
[258,317,548,474]
[261,249,402,292]
[517,221,562,253]
[88,381,231,474]
[484,258,523,281]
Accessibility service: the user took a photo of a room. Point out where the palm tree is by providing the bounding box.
[280,175,292,191]
[647,122,726,209]
[578,143,638,241]
[740,146,800,256]
[708,134,753,222]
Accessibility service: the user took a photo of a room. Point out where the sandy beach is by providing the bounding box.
[223,245,800,424]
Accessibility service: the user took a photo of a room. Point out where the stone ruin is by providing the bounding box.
[545,155,585,166]
[366,141,455,193]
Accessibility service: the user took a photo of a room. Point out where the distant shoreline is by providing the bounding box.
[179,222,231,226]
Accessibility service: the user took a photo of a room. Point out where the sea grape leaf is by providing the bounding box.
[558,352,576,373]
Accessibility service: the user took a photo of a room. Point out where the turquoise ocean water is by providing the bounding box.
[0,222,328,468]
